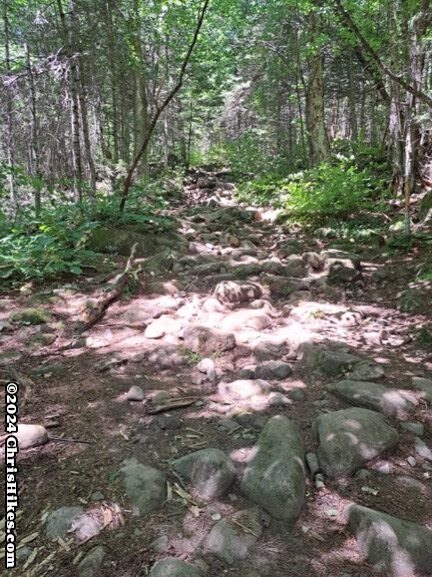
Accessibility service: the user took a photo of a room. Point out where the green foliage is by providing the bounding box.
[237,157,388,225]
[0,205,98,283]
[414,326,432,350]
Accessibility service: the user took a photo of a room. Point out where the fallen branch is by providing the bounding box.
[146,396,198,414]
[75,243,139,333]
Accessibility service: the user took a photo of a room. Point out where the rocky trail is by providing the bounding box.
[1,169,432,577]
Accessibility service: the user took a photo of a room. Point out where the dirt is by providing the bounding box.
[1,169,432,577]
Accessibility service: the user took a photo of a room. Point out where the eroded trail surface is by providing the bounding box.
[1,170,432,577]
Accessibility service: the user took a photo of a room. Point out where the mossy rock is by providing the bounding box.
[9,308,51,325]
[88,226,184,257]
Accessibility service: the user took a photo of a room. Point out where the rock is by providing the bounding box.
[17,424,49,449]
[322,249,361,269]
[182,325,236,355]
[144,316,181,339]
[149,557,203,577]
[151,535,170,553]
[154,415,182,431]
[172,448,235,501]
[267,392,291,407]
[197,358,215,374]
[9,307,51,325]
[205,508,263,564]
[255,361,292,380]
[349,361,385,381]
[407,456,417,467]
[305,452,320,476]
[218,379,271,401]
[241,416,305,521]
[411,376,432,404]
[401,422,424,437]
[78,545,106,577]
[301,344,362,376]
[345,503,432,576]
[218,418,240,433]
[414,437,432,463]
[287,389,306,402]
[214,281,263,306]
[327,260,361,285]
[126,385,145,401]
[302,252,323,270]
[285,255,307,277]
[119,458,166,516]
[221,310,272,332]
[327,380,417,418]
[44,506,84,540]
[316,408,399,478]
[276,239,302,258]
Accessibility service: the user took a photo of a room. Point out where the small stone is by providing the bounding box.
[218,418,240,433]
[267,392,291,407]
[255,360,292,380]
[126,385,145,401]
[45,506,84,540]
[407,456,417,467]
[151,535,170,552]
[91,491,104,501]
[197,358,215,374]
[288,389,306,402]
[149,557,203,577]
[401,422,424,437]
[78,545,106,577]
[355,469,372,480]
[155,415,182,431]
[414,437,432,463]
[306,453,320,476]
[16,424,49,450]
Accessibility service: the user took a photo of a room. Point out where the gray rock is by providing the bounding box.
[305,452,320,476]
[151,535,170,552]
[346,503,432,576]
[411,376,432,404]
[218,418,240,432]
[277,239,302,258]
[241,416,305,522]
[214,280,262,306]
[172,448,235,501]
[407,456,417,467]
[255,361,292,380]
[144,317,181,339]
[316,408,399,478]
[126,385,145,401]
[149,557,203,577]
[120,458,166,516]
[303,252,323,270]
[349,361,385,381]
[205,508,263,564]
[218,379,271,401]
[401,422,424,437]
[414,437,432,463]
[182,325,236,355]
[154,415,182,430]
[197,358,215,374]
[44,506,84,540]
[327,260,361,284]
[301,344,362,376]
[328,380,417,418]
[287,389,306,402]
[17,424,49,449]
[284,255,307,277]
[78,545,106,577]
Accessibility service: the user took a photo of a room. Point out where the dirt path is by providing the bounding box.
[1,170,432,577]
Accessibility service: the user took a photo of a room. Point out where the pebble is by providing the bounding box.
[407,456,417,467]
[126,385,145,401]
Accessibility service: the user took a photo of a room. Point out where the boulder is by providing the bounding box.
[316,408,399,478]
[349,361,385,381]
[301,344,362,376]
[214,281,263,306]
[172,449,235,501]
[182,326,236,355]
[254,360,292,380]
[285,255,307,277]
[327,380,417,418]
[205,508,263,564]
[149,558,203,577]
[327,260,361,284]
[241,416,305,522]
[119,459,166,516]
[346,503,432,577]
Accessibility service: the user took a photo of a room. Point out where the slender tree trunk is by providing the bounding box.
[305,13,329,165]
[3,0,17,213]
[78,62,97,197]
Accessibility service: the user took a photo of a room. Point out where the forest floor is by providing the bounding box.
[1,170,432,577]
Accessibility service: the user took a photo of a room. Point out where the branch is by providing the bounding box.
[330,0,432,108]
[119,0,210,212]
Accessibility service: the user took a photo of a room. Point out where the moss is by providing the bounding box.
[9,307,51,325]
